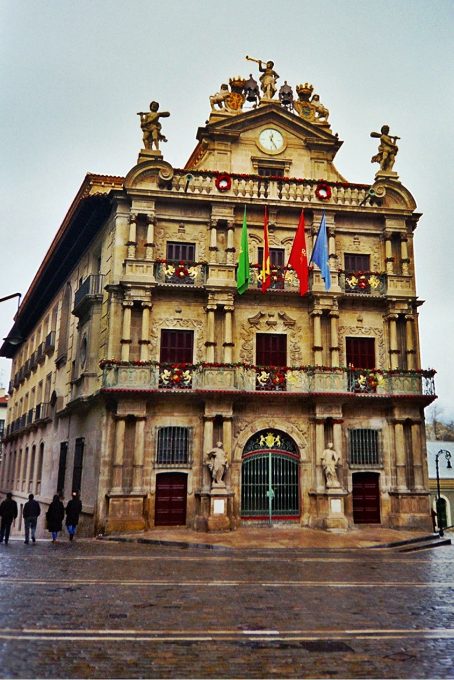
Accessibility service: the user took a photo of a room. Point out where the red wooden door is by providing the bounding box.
[155,473,187,526]
[352,472,381,524]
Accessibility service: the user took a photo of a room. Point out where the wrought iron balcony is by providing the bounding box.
[101,362,436,398]
[339,271,387,296]
[73,274,104,315]
[154,261,207,286]
[250,265,300,292]
[44,331,56,354]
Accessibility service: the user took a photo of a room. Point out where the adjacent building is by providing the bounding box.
[0,67,436,536]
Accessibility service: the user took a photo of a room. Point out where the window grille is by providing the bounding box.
[348,429,381,466]
[156,427,191,466]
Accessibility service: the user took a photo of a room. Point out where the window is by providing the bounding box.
[57,283,72,362]
[36,443,44,494]
[160,330,194,364]
[166,242,195,262]
[156,427,191,465]
[257,166,284,178]
[257,247,285,267]
[29,445,36,493]
[72,438,84,493]
[348,429,381,466]
[256,333,287,366]
[346,337,375,369]
[344,253,370,272]
[57,442,68,495]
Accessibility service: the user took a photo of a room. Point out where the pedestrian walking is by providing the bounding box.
[23,493,41,544]
[65,491,82,541]
[0,493,18,545]
[46,495,65,543]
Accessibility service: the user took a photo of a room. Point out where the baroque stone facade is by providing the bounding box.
[0,68,435,536]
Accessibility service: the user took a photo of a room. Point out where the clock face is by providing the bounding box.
[258,128,285,153]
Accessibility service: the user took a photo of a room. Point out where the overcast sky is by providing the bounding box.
[1,0,453,419]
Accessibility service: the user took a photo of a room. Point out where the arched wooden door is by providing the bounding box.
[155,472,187,526]
[352,472,381,524]
[241,429,300,521]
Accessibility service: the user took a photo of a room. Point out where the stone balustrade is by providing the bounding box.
[171,170,369,207]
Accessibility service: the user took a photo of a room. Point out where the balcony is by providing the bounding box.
[339,271,387,296]
[154,261,207,287]
[250,265,300,293]
[73,274,104,316]
[101,362,436,398]
[36,342,45,364]
[44,331,56,355]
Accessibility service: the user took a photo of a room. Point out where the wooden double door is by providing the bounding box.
[352,472,381,524]
[155,472,187,526]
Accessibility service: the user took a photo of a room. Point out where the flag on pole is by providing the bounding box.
[287,210,309,296]
[237,207,250,294]
[310,210,331,291]
[261,206,271,293]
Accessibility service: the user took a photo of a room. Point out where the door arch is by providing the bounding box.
[352,472,381,524]
[241,429,300,520]
[155,472,187,526]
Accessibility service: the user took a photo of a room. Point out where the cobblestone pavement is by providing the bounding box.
[0,537,453,679]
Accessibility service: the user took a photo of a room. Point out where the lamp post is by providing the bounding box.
[435,449,452,537]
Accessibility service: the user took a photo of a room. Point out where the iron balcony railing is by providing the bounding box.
[44,331,56,354]
[250,265,300,292]
[154,261,207,287]
[339,271,387,296]
[101,362,436,397]
[74,274,104,310]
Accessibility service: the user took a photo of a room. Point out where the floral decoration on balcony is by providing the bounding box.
[162,260,197,284]
[315,181,332,201]
[159,364,193,389]
[255,264,285,289]
[348,368,385,393]
[214,173,232,192]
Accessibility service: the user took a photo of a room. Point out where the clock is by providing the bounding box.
[257,128,285,154]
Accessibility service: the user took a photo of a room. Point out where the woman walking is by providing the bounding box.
[46,495,65,543]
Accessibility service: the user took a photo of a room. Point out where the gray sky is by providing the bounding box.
[1,0,453,419]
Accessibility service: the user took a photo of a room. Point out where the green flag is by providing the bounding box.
[237,207,250,294]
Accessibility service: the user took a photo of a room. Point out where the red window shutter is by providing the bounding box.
[346,337,375,369]
[160,330,194,363]
[256,333,287,366]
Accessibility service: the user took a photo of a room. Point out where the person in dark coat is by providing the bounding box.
[46,495,65,543]
[0,493,18,545]
[65,491,82,541]
[23,493,41,544]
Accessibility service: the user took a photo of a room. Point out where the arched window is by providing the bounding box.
[57,283,72,363]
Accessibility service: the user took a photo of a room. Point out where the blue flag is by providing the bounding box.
[310,211,331,290]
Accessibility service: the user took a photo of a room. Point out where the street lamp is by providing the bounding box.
[435,449,452,537]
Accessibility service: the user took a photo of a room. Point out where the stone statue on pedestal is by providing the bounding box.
[370,125,400,172]
[321,442,341,489]
[137,101,170,151]
[246,56,279,100]
[206,441,228,487]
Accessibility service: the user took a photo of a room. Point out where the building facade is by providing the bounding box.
[0,69,436,536]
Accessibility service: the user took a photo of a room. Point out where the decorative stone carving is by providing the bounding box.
[321,443,341,489]
[205,441,228,488]
[137,102,170,151]
[371,125,400,173]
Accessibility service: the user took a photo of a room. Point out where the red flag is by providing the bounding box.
[261,206,271,293]
[287,210,309,295]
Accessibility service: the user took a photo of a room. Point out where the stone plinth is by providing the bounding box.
[105,493,147,533]
[194,487,235,532]
[308,489,349,531]
[137,148,163,164]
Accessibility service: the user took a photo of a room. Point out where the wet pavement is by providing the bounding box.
[0,532,453,678]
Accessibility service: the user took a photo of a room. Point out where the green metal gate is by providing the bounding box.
[241,430,300,521]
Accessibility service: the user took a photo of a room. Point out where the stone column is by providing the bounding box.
[387,313,399,369]
[139,303,152,362]
[111,417,126,492]
[411,421,424,490]
[328,227,336,262]
[133,417,146,491]
[222,416,233,462]
[223,305,234,363]
[394,421,407,490]
[106,288,120,359]
[312,311,323,366]
[120,301,133,361]
[400,235,409,275]
[384,232,394,274]
[226,222,235,265]
[405,315,415,370]
[329,311,340,367]
[205,304,217,362]
[209,219,218,264]
[127,213,137,259]
[145,215,155,260]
